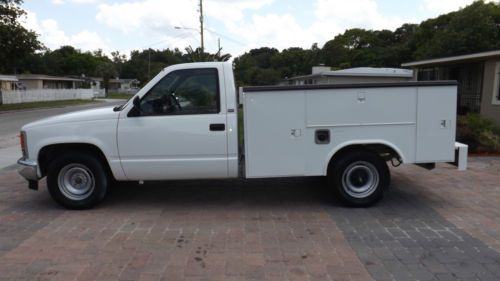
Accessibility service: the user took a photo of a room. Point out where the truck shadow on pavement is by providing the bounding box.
[24,171,439,211]
[104,176,336,209]
[101,171,431,211]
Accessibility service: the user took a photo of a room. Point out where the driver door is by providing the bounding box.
[117,67,228,180]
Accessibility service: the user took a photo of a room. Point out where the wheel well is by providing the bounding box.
[38,143,113,179]
[327,144,402,172]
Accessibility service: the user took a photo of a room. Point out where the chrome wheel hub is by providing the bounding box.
[342,161,379,199]
[57,164,95,200]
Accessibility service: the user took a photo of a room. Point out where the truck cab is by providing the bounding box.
[116,63,239,181]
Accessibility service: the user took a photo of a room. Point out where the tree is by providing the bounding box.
[95,62,117,97]
[322,28,397,68]
[233,47,280,86]
[8,0,499,89]
[213,46,232,62]
[413,1,500,60]
[184,46,209,62]
[184,46,231,62]
[0,0,42,73]
[111,51,127,77]
[392,24,418,64]
[120,48,185,85]
[18,46,112,77]
[271,47,320,78]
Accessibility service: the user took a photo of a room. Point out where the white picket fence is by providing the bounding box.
[93,89,106,98]
[113,88,139,95]
[1,89,95,104]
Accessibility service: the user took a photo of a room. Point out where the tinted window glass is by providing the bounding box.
[140,68,219,116]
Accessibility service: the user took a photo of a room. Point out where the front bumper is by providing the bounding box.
[17,158,40,181]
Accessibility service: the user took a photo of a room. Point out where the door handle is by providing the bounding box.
[210,123,225,131]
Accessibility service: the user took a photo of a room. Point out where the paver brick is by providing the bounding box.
[1,157,500,280]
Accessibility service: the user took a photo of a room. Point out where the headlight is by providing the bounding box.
[20,131,27,158]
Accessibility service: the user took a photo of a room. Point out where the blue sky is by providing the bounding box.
[21,0,488,58]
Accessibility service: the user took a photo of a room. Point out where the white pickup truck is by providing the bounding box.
[17,62,468,209]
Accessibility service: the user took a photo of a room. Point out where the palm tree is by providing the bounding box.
[184,46,231,62]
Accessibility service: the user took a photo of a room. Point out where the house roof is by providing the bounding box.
[288,67,413,80]
[109,78,139,83]
[86,77,104,82]
[0,75,18,82]
[67,75,104,82]
[16,74,85,82]
[401,50,500,68]
[330,67,413,78]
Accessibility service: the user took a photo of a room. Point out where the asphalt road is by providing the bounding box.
[0,99,125,169]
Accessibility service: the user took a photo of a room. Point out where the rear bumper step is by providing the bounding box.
[449,142,468,171]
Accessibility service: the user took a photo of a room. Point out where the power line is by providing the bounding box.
[204,28,245,46]
[140,32,192,50]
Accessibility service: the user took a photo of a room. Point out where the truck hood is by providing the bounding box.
[23,106,120,129]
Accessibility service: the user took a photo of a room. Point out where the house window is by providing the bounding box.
[418,68,437,81]
[493,62,500,105]
[497,71,500,101]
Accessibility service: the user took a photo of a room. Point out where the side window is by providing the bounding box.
[140,68,220,116]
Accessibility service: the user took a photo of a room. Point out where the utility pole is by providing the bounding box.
[199,0,204,54]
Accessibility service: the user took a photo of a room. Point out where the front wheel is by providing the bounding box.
[328,150,390,207]
[47,152,109,209]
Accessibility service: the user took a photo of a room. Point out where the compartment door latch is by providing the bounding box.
[291,129,302,138]
[357,92,366,103]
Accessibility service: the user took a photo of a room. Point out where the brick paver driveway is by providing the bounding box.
[1,157,500,281]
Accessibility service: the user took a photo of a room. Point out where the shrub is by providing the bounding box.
[479,130,500,152]
[457,113,500,153]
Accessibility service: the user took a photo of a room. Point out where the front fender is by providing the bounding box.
[25,119,126,180]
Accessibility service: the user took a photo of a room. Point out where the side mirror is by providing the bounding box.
[133,96,140,109]
[128,96,141,117]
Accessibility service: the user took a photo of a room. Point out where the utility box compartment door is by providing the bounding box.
[306,88,417,126]
[244,91,306,178]
[416,86,457,162]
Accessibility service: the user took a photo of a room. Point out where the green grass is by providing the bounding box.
[0,99,99,112]
[104,92,135,100]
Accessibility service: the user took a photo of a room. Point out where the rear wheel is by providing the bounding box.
[328,150,389,207]
[47,152,109,209]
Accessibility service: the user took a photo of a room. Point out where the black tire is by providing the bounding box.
[47,152,109,209]
[328,150,390,207]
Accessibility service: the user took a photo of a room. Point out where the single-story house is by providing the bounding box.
[109,78,140,91]
[17,74,85,90]
[0,75,18,91]
[83,77,105,97]
[68,76,104,91]
[279,66,415,86]
[86,77,103,91]
[402,50,500,123]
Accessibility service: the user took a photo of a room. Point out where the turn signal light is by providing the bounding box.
[20,131,27,158]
